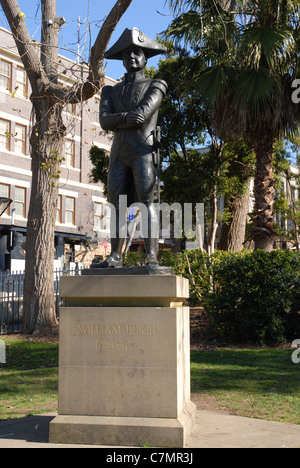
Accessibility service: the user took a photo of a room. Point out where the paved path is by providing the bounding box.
[1,411,300,448]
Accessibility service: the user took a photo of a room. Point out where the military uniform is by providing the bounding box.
[97,28,167,267]
[100,70,167,202]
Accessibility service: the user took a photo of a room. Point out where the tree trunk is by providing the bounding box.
[219,180,250,251]
[23,102,65,334]
[226,186,250,251]
[22,0,63,334]
[253,130,276,251]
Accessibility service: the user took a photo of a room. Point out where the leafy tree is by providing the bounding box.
[150,55,226,252]
[164,0,300,251]
[89,146,109,198]
[151,53,255,252]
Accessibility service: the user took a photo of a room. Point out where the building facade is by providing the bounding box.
[0,27,114,272]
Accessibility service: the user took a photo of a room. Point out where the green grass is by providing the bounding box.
[191,348,300,424]
[1,336,300,424]
[0,337,59,420]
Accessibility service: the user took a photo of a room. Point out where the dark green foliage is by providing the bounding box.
[88,145,109,197]
[159,249,212,305]
[206,250,300,344]
[128,248,300,344]
[123,252,146,267]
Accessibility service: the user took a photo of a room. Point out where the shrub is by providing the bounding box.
[123,252,145,267]
[159,250,212,305]
[204,250,300,344]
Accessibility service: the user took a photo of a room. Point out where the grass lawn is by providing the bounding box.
[191,348,300,424]
[0,336,59,420]
[1,335,300,424]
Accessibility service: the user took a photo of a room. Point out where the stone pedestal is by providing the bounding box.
[49,272,196,447]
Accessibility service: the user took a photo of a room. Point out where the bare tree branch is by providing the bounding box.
[47,0,134,103]
[0,0,134,102]
[0,0,47,91]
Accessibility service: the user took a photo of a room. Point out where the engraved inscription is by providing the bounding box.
[127,325,157,335]
[78,324,121,335]
[96,339,139,350]
[78,322,158,351]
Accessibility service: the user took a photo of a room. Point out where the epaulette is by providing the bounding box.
[151,78,168,95]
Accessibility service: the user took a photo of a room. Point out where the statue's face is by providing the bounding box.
[122,47,147,73]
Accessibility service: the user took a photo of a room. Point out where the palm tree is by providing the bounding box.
[164,0,300,250]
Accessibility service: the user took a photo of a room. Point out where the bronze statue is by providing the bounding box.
[97,28,167,268]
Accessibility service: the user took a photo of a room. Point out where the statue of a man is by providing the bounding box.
[97,28,167,268]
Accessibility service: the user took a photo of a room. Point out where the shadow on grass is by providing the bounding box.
[2,339,58,370]
[190,348,300,396]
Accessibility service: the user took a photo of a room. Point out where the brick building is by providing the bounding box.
[0,27,114,272]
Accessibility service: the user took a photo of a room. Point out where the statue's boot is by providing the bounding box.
[96,256,123,268]
[145,253,159,266]
[144,237,159,267]
[96,238,124,268]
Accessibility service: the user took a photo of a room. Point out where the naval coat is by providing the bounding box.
[99,70,167,166]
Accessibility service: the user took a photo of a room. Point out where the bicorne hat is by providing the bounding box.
[104,27,167,60]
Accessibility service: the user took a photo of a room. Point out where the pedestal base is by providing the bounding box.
[49,401,196,448]
[50,274,196,447]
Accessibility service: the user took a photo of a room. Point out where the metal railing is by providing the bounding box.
[0,267,82,334]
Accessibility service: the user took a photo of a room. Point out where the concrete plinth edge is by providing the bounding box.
[49,401,197,448]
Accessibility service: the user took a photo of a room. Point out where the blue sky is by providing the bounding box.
[0,0,173,80]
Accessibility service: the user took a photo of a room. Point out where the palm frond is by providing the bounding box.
[162,11,205,48]
[232,67,276,113]
[239,25,295,70]
[195,64,232,98]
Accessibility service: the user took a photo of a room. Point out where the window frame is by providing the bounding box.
[0,58,12,92]
[94,201,103,230]
[0,118,11,151]
[15,66,28,99]
[94,98,100,124]
[65,139,75,168]
[0,183,11,216]
[14,186,26,218]
[56,194,62,224]
[65,196,75,225]
[14,123,27,154]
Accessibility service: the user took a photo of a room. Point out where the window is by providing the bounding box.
[65,86,76,115]
[65,196,75,225]
[291,186,298,202]
[94,202,110,231]
[94,202,103,230]
[0,119,10,151]
[14,186,26,218]
[0,183,10,215]
[94,98,100,123]
[0,59,12,92]
[65,140,75,168]
[56,195,62,224]
[15,66,28,98]
[15,124,26,154]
